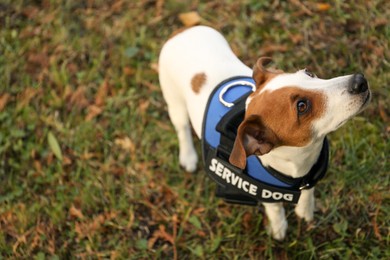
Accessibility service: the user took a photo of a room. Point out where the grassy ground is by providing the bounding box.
[0,0,389,258]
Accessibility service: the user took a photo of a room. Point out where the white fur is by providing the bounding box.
[159,26,369,240]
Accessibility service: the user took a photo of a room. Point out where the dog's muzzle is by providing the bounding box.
[349,73,368,95]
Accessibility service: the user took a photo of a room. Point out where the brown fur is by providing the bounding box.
[191,72,207,94]
[252,57,283,91]
[230,86,326,169]
[247,87,326,146]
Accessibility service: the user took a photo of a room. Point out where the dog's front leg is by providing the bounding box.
[295,188,315,222]
[263,202,287,240]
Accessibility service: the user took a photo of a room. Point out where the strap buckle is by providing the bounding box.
[299,182,311,190]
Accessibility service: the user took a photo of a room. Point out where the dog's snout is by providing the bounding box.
[349,73,368,94]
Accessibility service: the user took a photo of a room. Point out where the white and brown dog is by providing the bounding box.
[158,26,370,240]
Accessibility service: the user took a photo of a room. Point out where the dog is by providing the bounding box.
[158,26,371,240]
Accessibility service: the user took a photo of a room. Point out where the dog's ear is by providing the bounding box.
[229,115,278,169]
[252,57,273,87]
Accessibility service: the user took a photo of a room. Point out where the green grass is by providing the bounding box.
[0,0,389,258]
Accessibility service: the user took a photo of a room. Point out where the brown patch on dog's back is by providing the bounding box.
[191,72,207,94]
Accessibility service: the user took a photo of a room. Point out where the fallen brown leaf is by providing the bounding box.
[114,136,135,153]
[0,93,10,111]
[69,86,89,110]
[123,66,136,76]
[62,156,72,166]
[95,80,109,107]
[373,18,388,28]
[290,0,313,16]
[242,211,252,231]
[150,62,159,73]
[179,11,201,27]
[138,99,150,114]
[148,225,174,248]
[86,105,103,121]
[28,52,49,68]
[111,0,124,13]
[22,6,39,19]
[69,205,85,220]
[196,230,207,237]
[378,101,389,122]
[155,0,164,17]
[316,3,331,12]
[140,80,159,92]
[260,44,288,55]
[17,87,41,110]
[75,213,110,240]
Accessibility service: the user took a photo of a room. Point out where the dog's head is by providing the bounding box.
[230,57,371,169]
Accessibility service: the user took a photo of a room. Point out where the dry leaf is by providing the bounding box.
[33,160,42,173]
[0,93,10,111]
[86,105,103,121]
[28,52,49,68]
[80,152,99,160]
[63,85,73,100]
[150,62,159,73]
[41,11,56,24]
[111,0,124,13]
[95,80,109,107]
[67,63,78,74]
[179,11,201,27]
[75,214,106,240]
[22,6,39,19]
[148,225,174,249]
[62,155,72,166]
[123,66,135,76]
[290,33,303,44]
[378,101,389,122]
[260,44,288,55]
[242,212,252,231]
[69,86,89,110]
[316,3,331,12]
[373,18,388,28]
[155,0,164,17]
[140,80,159,92]
[138,100,150,114]
[196,230,207,237]
[17,87,41,110]
[290,0,313,16]
[69,205,84,220]
[74,222,85,239]
[114,137,135,154]
[192,208,206,215]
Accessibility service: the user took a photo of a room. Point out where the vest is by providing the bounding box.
[201,76,329,205]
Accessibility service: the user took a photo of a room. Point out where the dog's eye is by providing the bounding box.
[304,69,315,78]
[297,100,310,115]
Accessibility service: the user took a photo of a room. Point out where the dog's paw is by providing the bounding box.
[295,206,314,222]
[179,149,198,172]
[268,220,288,241]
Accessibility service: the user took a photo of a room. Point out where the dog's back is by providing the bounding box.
[159,26,251,137]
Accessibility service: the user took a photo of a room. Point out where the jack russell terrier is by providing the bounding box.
[158,26,371,240]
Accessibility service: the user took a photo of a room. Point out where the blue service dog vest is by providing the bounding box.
[201,76,329,205]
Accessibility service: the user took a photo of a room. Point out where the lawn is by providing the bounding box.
[0,0,389,259]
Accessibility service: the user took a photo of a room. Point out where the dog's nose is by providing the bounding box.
[349,73,368,94]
